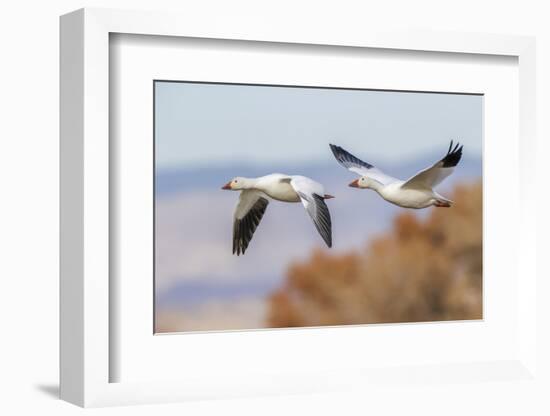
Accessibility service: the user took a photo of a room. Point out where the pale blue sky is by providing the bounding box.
[155,81,482,169]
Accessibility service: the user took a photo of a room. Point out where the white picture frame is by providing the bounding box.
[60,7,538,408]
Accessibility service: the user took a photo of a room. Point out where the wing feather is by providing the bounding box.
[402,140,463,190]
[329,144,397,185]
[232,190,269,255]
[290,177,332,248]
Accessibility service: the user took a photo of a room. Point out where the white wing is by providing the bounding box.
[289,176,332,248]
[329,144,398,186]
[232,190,269,255]
[401,141,463,190]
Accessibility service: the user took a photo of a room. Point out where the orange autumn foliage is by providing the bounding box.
[267,181,483,327]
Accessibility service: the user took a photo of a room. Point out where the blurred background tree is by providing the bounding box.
[267,181,482,327]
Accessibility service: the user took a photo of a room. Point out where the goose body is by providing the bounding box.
[222,174,334,255]
[330,141,463,209]
[375,182,450,209]
[251,173,302,202]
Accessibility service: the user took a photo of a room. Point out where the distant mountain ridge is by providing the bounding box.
[156,152,482,195]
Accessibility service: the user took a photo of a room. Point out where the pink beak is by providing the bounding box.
[221,181,232,190]
[349,179,360,188]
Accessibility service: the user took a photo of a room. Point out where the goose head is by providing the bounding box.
[349,176,371,189]
[222,177,248,190]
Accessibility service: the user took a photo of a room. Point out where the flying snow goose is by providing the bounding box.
[329,141,463,209]
[221,174,334,255]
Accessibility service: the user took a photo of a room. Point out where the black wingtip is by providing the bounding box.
[329,144,344,162]
[320,230,332,248]
[329,143,341,157]
[441,140,463,168]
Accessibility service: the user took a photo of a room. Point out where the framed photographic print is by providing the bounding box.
[60,8,538,408]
